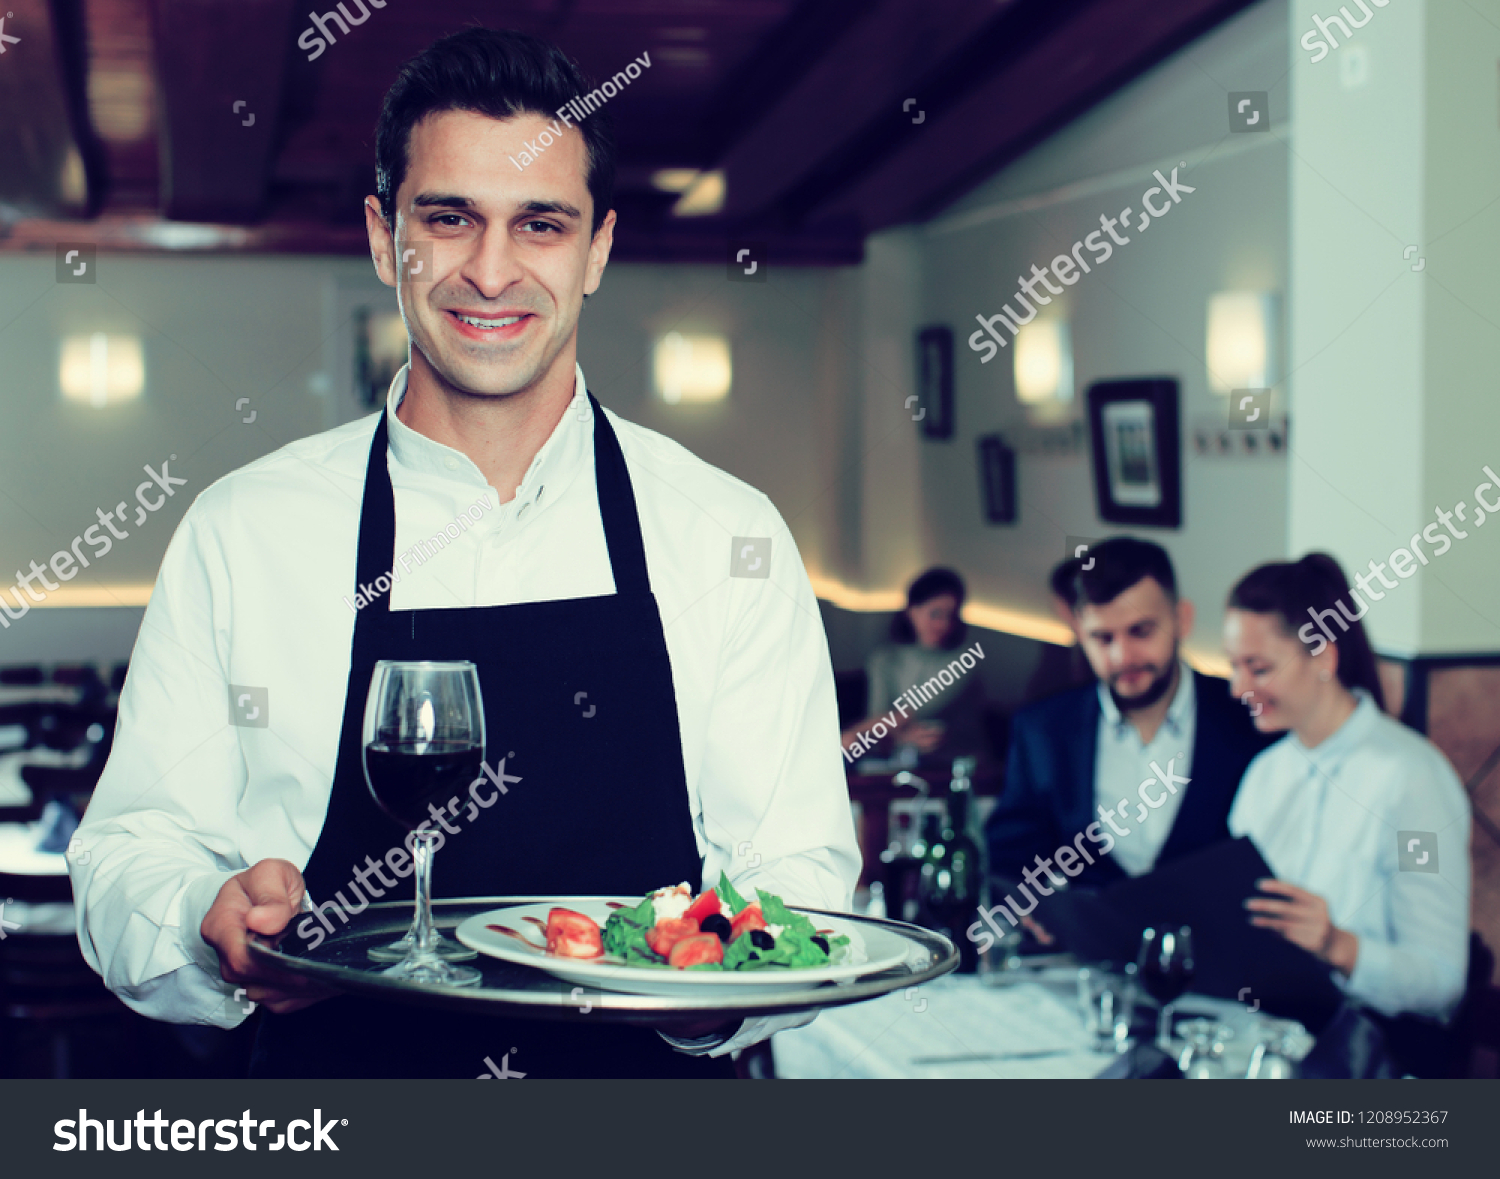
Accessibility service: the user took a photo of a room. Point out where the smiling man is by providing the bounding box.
[984,538,1271,918]
[70,28,859,1079]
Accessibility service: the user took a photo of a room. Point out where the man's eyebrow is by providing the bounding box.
[412,193,476,209]
[519,199,582,221]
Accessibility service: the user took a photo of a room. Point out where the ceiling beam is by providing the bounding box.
[0,0,96,217]
[806,0,1262,230]
[711,0,1026,221]
[151,0,297,222]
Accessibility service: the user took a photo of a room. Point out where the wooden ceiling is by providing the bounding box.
[0,0,1258,261]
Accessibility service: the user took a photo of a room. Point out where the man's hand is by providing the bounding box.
[654,1016,738,1043]
[1245,878,1358,976]
[201,858,339,1014]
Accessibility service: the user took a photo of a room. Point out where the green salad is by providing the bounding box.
[599,872,850,971]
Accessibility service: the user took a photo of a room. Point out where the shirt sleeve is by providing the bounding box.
[68,506,252,1028]
[1343,756,1471,1022]
[679,501,861,1057]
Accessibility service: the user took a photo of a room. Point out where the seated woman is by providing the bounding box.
[1223,553,1471,1023]
[841,567,987,766]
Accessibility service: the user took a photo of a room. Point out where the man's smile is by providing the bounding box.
[444,307,536,341]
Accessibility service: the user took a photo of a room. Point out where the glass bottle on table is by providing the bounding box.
[916,764,983,972]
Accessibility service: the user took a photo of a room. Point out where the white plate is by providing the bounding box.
[454,898,913,996]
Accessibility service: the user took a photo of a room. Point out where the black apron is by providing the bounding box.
[250,396,735,1078]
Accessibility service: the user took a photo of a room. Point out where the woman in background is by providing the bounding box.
[841,567,987,764]
[1223,553,1470,1034]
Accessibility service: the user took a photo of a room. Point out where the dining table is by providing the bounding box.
[770,963,1303,1079]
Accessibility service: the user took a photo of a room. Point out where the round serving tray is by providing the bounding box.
[248,896,958,1023]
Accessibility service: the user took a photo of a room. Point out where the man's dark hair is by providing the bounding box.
[1071,537,1177,610]
[375,27,616,236]
[1048,555,1080,605]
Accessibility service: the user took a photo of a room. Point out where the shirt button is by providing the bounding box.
[518,503,530,519]
[444,457,459,471]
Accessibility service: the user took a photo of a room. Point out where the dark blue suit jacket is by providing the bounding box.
[984,670,1273,888]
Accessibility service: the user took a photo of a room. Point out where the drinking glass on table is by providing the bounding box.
[362,659,485,986]
[1175,1017,1233,1078]
[1076,967,1133,1053]
[1136,926,1194,1052]
[1245,1018,1303,1079]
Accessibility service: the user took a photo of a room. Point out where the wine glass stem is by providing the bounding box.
[1156,1002,1174,1052]
[411,828,439,956]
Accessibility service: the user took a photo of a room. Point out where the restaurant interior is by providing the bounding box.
[1,0,1498,1083]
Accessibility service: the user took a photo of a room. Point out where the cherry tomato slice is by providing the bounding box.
[729,903,767,941]
[545,908,604,959]
[669,933,725,968]
[645,916,700,957]
[683,891,722,924]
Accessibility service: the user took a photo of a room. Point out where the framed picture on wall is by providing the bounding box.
[1086,377,1181,527]
[915,326,954,439]
[977,434,1017,524]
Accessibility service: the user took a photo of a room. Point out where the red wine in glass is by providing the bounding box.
[360,660,486,985]
[1138,926,1194,1050]
[364,739,484,829]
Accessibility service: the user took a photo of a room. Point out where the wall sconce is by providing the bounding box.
[652,331,731,404]
[1014,320,1073,409]
[671,170,725,217]
[59,333,144,407]
[1206,291,1278,394]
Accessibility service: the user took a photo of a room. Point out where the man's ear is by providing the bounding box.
[583,208,617,296]
[1175,596,1196,641]
[366,197,398,288]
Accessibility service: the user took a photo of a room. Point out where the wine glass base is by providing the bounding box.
[378,958,483,988]
[368,933,478,963]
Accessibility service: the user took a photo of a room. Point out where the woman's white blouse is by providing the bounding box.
[1228,692,1471,1021]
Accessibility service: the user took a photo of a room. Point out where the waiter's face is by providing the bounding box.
[366,108,615,399]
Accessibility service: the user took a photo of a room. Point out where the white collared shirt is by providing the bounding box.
[1093,663,1196,876]
[70,363,861,1052]
[1229,691,1470,1021]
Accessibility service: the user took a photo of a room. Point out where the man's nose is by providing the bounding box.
[463,228,525,296]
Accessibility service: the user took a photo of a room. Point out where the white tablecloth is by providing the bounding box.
[0,822,71,876]
[773,971,1109,1079]
[773,970,1293,1079]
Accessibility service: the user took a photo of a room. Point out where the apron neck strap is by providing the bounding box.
[354,392,651,610]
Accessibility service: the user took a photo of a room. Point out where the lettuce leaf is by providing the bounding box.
[716,871,750,915]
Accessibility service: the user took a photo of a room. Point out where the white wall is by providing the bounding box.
[0,0,1321,674]
[896,0,1293,659]
[0,250,855,665]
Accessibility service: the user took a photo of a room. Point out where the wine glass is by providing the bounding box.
[361,660,485,986]
[1136,925,1195,1052]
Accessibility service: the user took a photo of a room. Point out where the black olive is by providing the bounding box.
[700,912,732,942]
[748,928,775,950]
[811,935,829,954]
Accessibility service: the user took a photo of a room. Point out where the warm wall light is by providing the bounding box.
[653,331,731,404]
[1013,320,1073,405]
[59,333,144,407]
[672,170,725,217]
[1206,292,1277,394]
[651,168,700,193]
